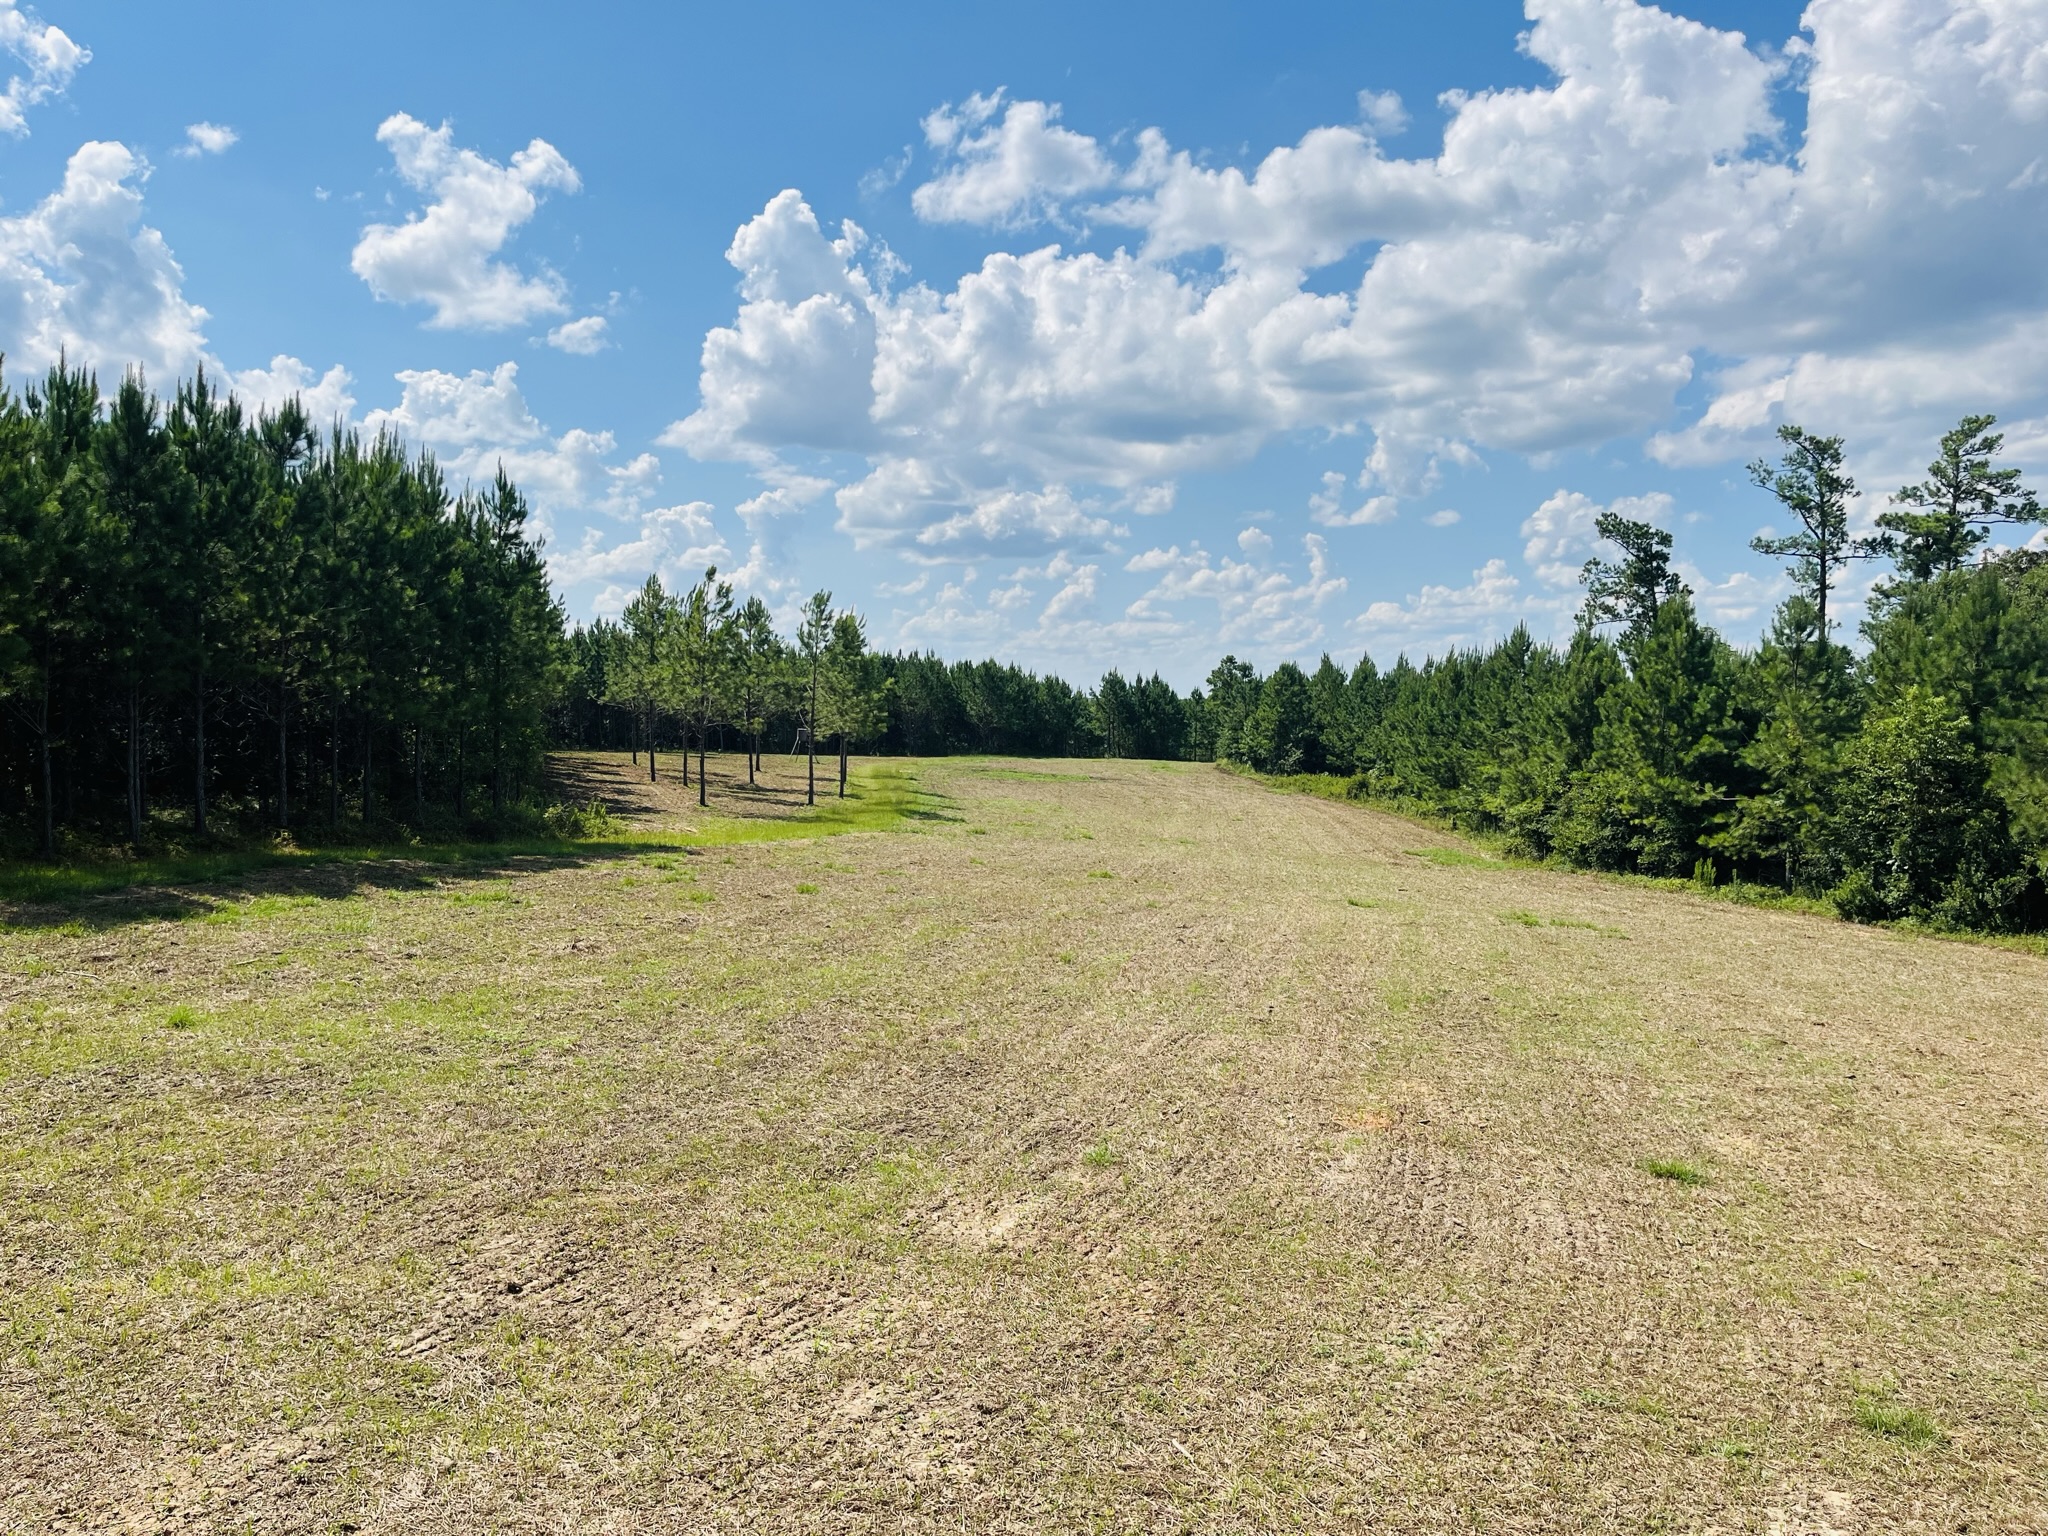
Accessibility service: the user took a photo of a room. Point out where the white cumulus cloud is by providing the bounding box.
[177,122,237,158]
[545,314,609,354]
[229,355,356,424]
[0,0,84,137]
[352,114,580,330]
[671,0,2048,599]
[0,140,208,382]
[361,362,659,539]
[912,90,1118,227]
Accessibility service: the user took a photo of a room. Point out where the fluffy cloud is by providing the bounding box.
[1352,559,1536,654]
[1520,489,1674,588]
[0,140,209,382]
[835,460,1120,559]
[177,122,237,158]
[1121,532,1346,652]
[674,0,2048,587]
[553,501,732,614]
[1309,469,1398,527]
[545,314,608,354]
[0,1,84,137]
[229,354,357,424]
[352,114,580,330]
[1352,485,1780,653]
[912,91,1118,227]
[662,190,880,462]
[361,362,659,535]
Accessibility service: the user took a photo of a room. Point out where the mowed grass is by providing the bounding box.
[2,754,2044,1532]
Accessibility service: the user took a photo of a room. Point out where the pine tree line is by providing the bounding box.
[5,368,2044,936]
[1203,420,2048,934]
[0,363,565,853]
[559,623,1205,768]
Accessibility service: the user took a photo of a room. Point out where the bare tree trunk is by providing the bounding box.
[363,718,374,825]
[492,722,503,817]
[38,731,53,857]
[27,690,54,857]
[193,665,208,837]
[748,725,758,787]
[698,727,707,808]
[277,681,290,832]
[414,727,425,822]
[329,692,341,826]
[126,686,143,845]
[806,667,817,807]
[646,702,656,782]
[838,734,848,798]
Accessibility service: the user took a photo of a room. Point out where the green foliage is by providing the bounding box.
[1642,1159,1708,1186]
[1748,424,1883,638]
[1579,509,1682,650]
[1877,415,2041,580]
[542,801,619,839]
[0,361,565,847]
[1852,1395,1943,1447]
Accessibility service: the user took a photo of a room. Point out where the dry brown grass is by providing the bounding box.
[2,754,2043,1534]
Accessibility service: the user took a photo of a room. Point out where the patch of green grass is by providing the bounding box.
[1346,897,1378,909]
[1082,1138,1118,1168]
[1406,846,1500,868]
[1057,951,1076,964]
[1853,1396,1942,1447]
[1642,1158,1709,1187]
[1087,869,1116,879]
[447,885,518,905]
[795,883,819,895]
[165,1005,198,1031]
[963,767,1089,782]
[1500,909,1625,936]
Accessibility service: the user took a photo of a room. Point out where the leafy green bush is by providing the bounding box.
[543,800,620,839]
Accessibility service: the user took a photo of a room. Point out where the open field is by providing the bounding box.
[2,753,2044,1533]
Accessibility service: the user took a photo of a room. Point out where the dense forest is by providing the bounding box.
[0,363,565,854]
[2,364,2043,934]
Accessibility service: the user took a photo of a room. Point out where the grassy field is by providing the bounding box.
[2,752,2043,1533]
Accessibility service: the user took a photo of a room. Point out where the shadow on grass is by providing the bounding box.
[0,838,676,932]
[0,763,961,932]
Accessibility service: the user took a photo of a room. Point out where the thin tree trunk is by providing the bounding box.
[492,722,503,816]
[39,730,53,857]
[807,667,817,807]
[414,727,425,822]
[329,691,341,825]
[646,702,656,782]
[456,736,466,819]
[838,734,848,798]
[193,665,208,837]
[698,727,707,808]
[749,726,758,787]
[277,681,290,832]
[126,685,143,845]
[363,718,374,825]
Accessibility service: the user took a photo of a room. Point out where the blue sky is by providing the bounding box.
[4,0,2045,684]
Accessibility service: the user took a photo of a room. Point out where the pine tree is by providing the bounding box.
[1748,426,1881,639]
[796,591,834,807]
[1579,510,1682,652]
[1876,415,2041,580]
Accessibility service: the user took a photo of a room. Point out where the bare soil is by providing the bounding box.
[2,755,2043,1533]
